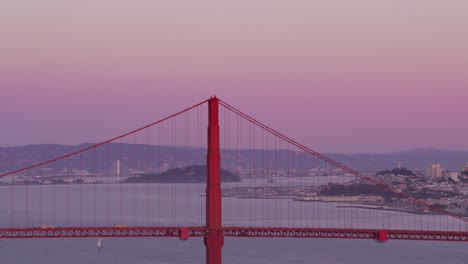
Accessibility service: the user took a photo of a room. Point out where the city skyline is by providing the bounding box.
[1,0,467,153]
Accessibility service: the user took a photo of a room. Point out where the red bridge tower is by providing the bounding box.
[205,96,223,264]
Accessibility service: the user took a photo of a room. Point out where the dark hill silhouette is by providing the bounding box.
[376,167,416,176]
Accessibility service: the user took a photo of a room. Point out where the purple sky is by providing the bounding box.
[1,1,467,153]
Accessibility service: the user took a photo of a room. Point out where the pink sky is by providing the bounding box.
[1,0,467,153]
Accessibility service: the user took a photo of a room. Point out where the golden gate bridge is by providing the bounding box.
[0,97,466,264]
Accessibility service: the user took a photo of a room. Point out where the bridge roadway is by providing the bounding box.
[0,227,466,242]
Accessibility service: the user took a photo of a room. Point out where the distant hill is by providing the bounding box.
[0,143,204,175]
[1,144,468,175]
[124,165,240,183]
[376,167,416,176]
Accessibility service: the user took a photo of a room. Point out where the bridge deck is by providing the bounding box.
[1,227,466,242]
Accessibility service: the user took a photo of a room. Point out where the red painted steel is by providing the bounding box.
[205,96,224,264]
[0,227,206,239]
[1,227,466,242]
[179,227,190,241]
[378,230,388,242]
[222,227,468,242]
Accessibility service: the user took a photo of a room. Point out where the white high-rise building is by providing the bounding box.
[117,160,121,182]
[429,163,443,178]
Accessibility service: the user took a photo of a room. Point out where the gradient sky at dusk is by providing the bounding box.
[1,1,467,153]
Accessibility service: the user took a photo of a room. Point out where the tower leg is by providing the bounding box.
[204,231,224,264]
[205,97,223,264]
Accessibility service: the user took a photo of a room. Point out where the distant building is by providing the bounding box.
[449,172,459,182]
[463,162,468,172]
[160,162,170,172]
[429,163,443,178]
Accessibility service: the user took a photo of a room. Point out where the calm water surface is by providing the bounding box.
[0,180,466,263]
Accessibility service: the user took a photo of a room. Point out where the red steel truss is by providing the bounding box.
[1,227,466,243]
